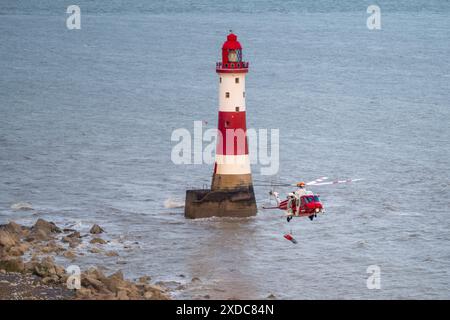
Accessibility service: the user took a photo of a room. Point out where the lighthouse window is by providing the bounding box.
[220,77,222,83]
[228,50,238,62]
[235,107,240,112]
[228,49,242,62]
[243,91,245,97]
[235,78,239,84]
[225,92,230,98]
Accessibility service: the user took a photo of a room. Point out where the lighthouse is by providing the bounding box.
[185,33,257,219]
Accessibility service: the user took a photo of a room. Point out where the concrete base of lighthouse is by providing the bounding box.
[184,187,257,219]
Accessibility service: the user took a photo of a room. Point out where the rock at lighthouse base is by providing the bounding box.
[184,189,257,219]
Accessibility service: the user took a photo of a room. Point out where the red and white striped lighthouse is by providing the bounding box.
[211,33,254,193]
[184,32,256,218]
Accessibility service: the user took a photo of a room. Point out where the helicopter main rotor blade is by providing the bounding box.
[254,177,363,187]
[253,183,293,187]
[308,178,363,186]
[306,176,329,185]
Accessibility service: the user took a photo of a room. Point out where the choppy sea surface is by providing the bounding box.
[0,1,449,299]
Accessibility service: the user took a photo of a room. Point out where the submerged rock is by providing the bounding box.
[89,247,102,254]
[89,224,104,235]
[39,241,65,254]
[62,234,82,248]
[90,238,107,245]
[66,231,81,239]
[105,251,118,257]
[63,250,76,259]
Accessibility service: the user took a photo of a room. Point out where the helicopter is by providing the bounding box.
[261,177,362,222]
[265,190,324,222]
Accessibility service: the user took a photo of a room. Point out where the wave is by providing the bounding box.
[164,198,185,209]
[10,202,34,211]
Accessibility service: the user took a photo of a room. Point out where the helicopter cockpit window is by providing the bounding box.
[314,196,320,202]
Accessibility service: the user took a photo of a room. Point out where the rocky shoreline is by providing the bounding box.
[0,219,170,300]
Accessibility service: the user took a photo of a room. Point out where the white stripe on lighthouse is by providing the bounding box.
[215,154,251,175]
[218,73,246,112]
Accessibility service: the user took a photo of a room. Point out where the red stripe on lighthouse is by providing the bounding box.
[216,111,249,155]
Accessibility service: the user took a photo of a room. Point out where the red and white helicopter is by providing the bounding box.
[260,176,362,244]
[262,177,362,223]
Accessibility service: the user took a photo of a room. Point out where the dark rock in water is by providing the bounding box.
[90,238,107,245]
[39,240,64,254]
[89,247,102,254]
[90,224,104,234]
[267,293,276,299]
[27,219,61,242]
[155,280,181,291]
[62,234,82,248]
[105,251,118,257]
[25,229,49,242]
[191,277,201,283]
[32,219,61,235]
[66,231,81,239]
[68,239,81,248]
[63,250,76,259]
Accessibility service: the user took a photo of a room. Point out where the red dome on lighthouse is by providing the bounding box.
[217,32,249,74]
[222,33,242,50]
